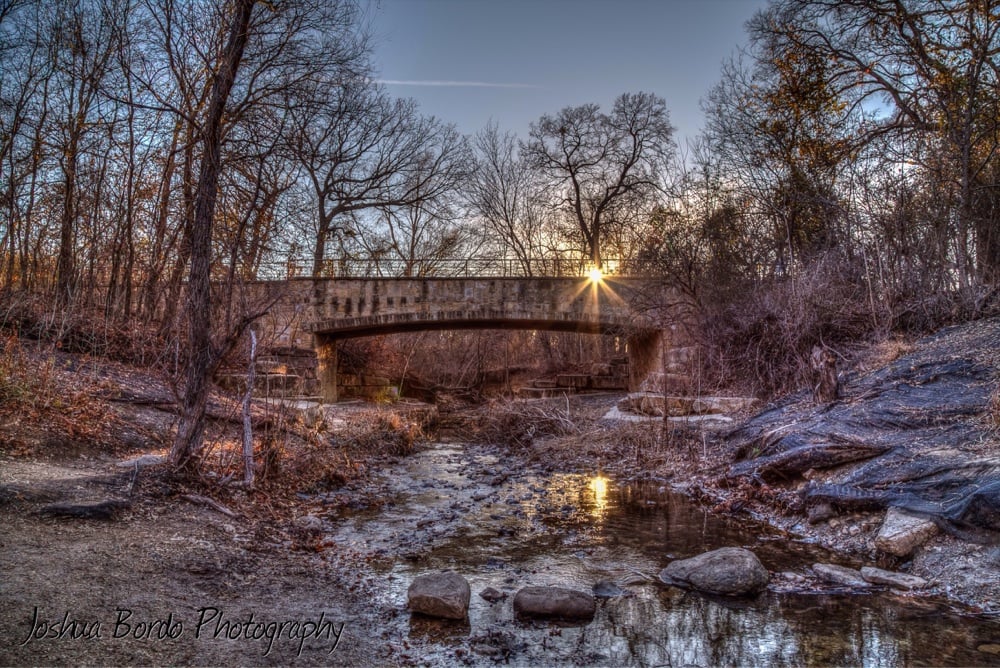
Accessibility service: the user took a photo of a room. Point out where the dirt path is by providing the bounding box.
[0,456,385,666]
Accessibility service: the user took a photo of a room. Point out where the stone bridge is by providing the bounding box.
[253,276,689,402]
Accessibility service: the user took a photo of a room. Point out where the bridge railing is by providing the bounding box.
[258,257,659,280]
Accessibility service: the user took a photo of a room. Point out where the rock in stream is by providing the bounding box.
[659,547,769,596]
[407,571,471,620]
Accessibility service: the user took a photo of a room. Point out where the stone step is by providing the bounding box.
[591,376,628,390]
[516,386,572,399]
[217,372,303,398]
[556,374,591,389]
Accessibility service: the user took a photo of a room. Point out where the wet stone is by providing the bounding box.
[479,587,507,603]
[659,547,769,596]
[407,571,471,620]
[808,502,835,524]
[812,563,870,587]
[513,586,596,620]
[875,507,938,557]
[592,580,628,599]
[860,566,928,590]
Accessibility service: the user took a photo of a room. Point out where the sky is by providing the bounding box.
[366,0,769,146]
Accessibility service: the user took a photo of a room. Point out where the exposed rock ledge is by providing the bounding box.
[719,317,1000,609]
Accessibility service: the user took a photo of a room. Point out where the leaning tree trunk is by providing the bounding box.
[170,0,257,469]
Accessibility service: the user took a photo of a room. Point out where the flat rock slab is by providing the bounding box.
[860,566,928,590]
[659,547,769,596]
[513,586,596,620]
[407,572,470,620]
[117,454,166,469]
[875,507,938,557]
[37,499,129,520]
[812,563,870,587]
[722,320,1000,536]
[619,394,756,418]
[729,442,891,482]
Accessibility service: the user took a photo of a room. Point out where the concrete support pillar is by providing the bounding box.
[626,329,664,392]
[315,334,338,403]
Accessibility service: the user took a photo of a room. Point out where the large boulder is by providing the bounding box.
[513,586,596,620]
[659,547,769,596]
[724,320,1000,537]
[407,572,470,620]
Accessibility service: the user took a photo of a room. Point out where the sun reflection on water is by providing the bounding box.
[589,475,610,517]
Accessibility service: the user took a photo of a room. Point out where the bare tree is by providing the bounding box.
[0,0,54,288]
[47,0,121,303]
[287,81,469,277]
[702,21,851,274]
[354,195,479,277]
[524,92,675,269]
[468,123,548,275]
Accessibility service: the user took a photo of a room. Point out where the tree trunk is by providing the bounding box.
[242,329,257,486]
[55,129,79,303]
[143,118,182,319]
[311,222,328,277]
[170,0,257,469]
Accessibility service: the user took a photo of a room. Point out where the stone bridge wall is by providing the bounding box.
[307,277,650,337]
[240,277,694,402]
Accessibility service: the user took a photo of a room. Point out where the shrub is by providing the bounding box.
[470,399,578,448]
[275,408,428,494]
[698,253,878,398]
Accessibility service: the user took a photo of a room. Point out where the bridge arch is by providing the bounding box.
[303,277,668,402]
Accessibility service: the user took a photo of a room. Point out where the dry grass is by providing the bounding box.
[461,396,719,482]
[698,253,883,399]
[250,407,430,495]
[850,337,917,374]
[0,335,120,453]
[0,335,59,408]
[0,289,172,369]
[467,399,579,448]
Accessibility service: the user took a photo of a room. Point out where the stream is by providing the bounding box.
[320,441,1000,666]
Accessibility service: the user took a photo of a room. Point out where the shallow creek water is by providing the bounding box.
[323,442,1000,666]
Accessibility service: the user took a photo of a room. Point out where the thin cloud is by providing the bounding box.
[375,79,541,89]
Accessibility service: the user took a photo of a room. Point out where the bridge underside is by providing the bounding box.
[310,318,662,403]
[308,315,648,339]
